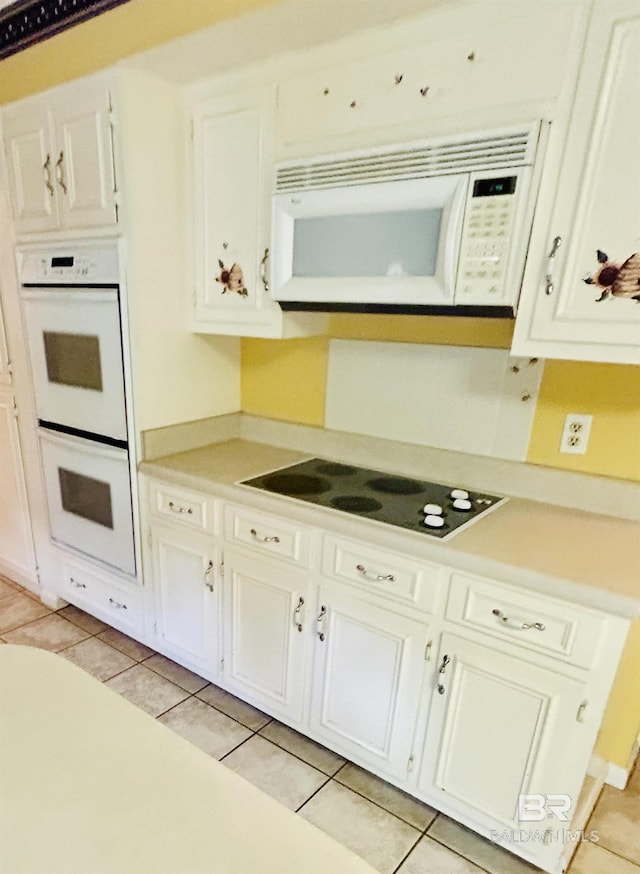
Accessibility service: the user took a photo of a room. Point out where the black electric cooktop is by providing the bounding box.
[240,458,505,540]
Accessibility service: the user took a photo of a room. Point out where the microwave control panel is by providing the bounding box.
[455,173,522,304]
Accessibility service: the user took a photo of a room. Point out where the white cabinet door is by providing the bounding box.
[513,3,640,364]
[192,87,281,337]
[53,83,117,230]
[151,525,221,679]
[222,549,310,724]
[418,633,591,868]
[2,98,59,234]
[310,583,431,781]
[0,386,37,582]
[2,78,118,235]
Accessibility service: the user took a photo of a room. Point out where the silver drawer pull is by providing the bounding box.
[492,608,545,631]
[204,560,214,592]
[437,653,450,694]
[356,564,396,582]
[317,605,327,641]
[250,528,280,544]
[69,577,86,589]
[168,501,193,515]
[293,596,305,632]
[109,598,128,610]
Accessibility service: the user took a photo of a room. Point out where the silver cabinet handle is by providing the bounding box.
[356,563,396,582]
[317,605,327,641]
[492,608,545,631]
[260,247,270,292]
[55,151,67,195]
[108,598,127,610]
[204,559,214,592]
[69,577,86,589]
[250,528,280,544]
[294,596,305,632]
[545,235,562,295]
[168,501,193,515]
[43,153,54,195]
[437,654,450,695]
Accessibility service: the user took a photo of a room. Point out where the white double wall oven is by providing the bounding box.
[19,242,136,577]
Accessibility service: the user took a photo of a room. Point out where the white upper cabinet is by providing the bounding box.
[3,76,118,235]
[276,1,587,155]
[512,2,640,364]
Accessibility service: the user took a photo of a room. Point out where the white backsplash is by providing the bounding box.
[325,340,543,462]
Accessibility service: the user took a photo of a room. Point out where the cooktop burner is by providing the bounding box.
[241,458,505,540]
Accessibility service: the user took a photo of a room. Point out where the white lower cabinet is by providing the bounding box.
[141,477,629,874]
[221,549,311,724]
[310,583,432,781]
[418,633,593,870]
[150,525,221,678]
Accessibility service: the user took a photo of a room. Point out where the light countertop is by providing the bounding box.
[0,645,378,874]
[140,438,640,618]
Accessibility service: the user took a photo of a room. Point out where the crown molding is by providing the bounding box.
[0,0,131,61]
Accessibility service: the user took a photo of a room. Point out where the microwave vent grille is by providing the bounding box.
[276,127,538,191]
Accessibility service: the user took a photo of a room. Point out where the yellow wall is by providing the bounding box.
[0,0,282,104]
[2,0,638,772]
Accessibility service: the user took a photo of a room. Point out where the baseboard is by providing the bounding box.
[0,557,39,594]
[605,742,639,790]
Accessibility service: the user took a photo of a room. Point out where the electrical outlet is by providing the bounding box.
[560,413,593,455]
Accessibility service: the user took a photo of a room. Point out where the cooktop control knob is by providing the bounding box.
[424,514,445,528]
[423,503,443,515]
[450,488,469,500]
[452,498,472,511]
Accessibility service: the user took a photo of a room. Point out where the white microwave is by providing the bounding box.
[271,123,548,315]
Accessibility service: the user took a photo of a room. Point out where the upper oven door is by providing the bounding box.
[21,288,127,443]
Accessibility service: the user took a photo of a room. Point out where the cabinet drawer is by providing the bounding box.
[321,536,445,614]
[149,480,218,534]
[61,560,144,637]
[446,573,607,668]
[224,504,313,567]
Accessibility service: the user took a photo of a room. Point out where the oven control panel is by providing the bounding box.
[18,244,120,286]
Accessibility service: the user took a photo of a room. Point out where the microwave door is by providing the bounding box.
[271,174,468,307]
[21,289,127,442]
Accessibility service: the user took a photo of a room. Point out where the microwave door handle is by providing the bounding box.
[442,178,468,297]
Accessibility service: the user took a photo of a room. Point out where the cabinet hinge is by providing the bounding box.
[576,700,588,723]
[407,754,415,772]
[219,558,224,579]
[220,656,225,670]
[424,640,433,661]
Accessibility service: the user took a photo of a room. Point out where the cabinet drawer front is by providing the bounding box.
[446,573,606,668]
[224,505,313,567]
[61,560,144,637]
[150,481,217,534]
[322,536,445,613]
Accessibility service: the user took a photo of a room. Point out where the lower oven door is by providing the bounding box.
[39,429,136,577]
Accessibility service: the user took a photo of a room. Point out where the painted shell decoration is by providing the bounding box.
[216,259,248,296]
[583,250,640,302]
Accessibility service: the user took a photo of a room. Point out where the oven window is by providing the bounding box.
[292,208,442,278]
[58,468,114,529]
[43,332,103,391]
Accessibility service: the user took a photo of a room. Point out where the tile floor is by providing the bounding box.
[1,574,638,874]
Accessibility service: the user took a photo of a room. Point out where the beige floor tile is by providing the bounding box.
[61,637,135,681]
[2,613,89,651]
[57,604,108,635]
[427,816,539,873]
[396,835,488,873]
[627,760,640,796]
[158,697,252,759]
[196,683,271,731]
[97,627,154,661]
[587,784,640,864]
[143,653,209,694]
[259,720,346,776]
[0,592,50,633]
[299,781,421,874]
[568,841,639,874]
[105,664,190,717]
[222,735,327,810]
[336,762,436,831]
[0,577,20,600]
